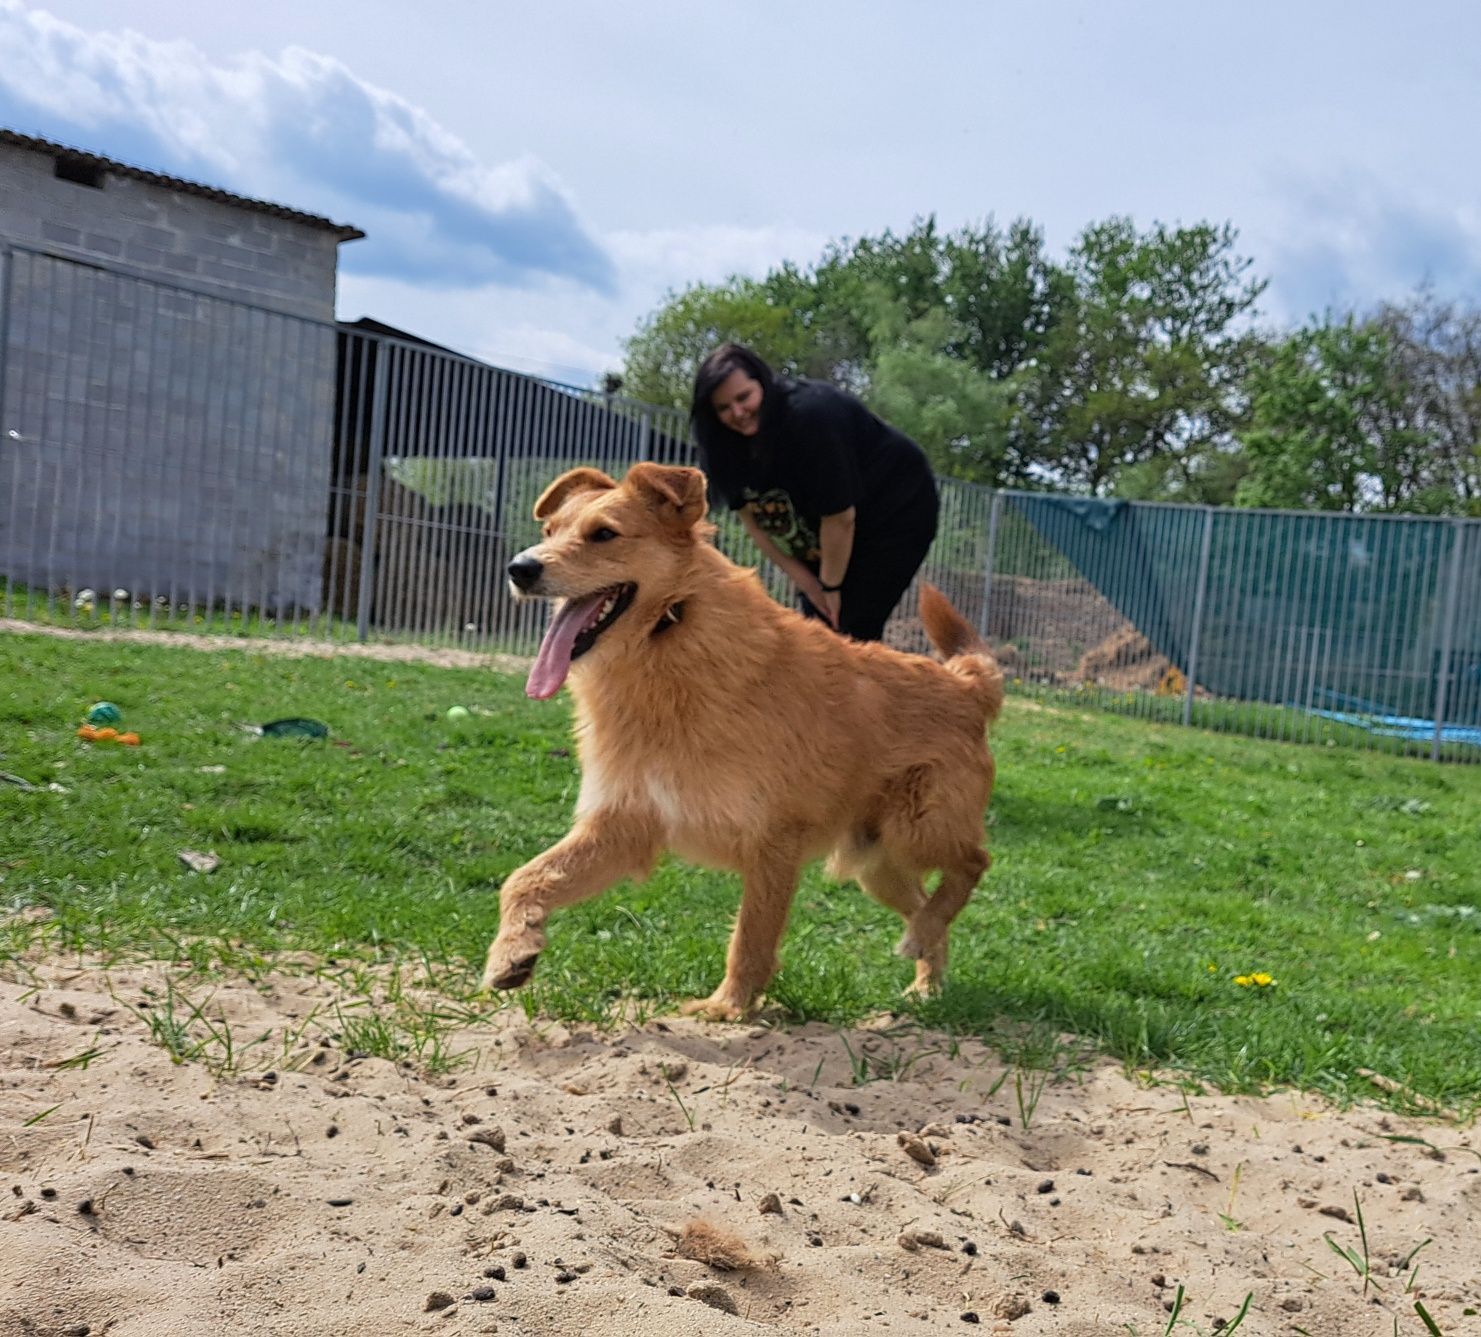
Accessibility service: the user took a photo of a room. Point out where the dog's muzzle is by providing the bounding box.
[507,552,543,593]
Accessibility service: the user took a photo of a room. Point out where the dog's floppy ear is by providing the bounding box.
[533,468,617,520]
[625,463,708,531]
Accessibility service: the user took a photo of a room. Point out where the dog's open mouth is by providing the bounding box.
[526,583,636,700]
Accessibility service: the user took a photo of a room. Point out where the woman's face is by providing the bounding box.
[712,369,764,437]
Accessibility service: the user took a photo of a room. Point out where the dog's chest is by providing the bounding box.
[575,752,756,839]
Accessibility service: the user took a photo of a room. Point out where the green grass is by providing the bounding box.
[3,629,1479,1115]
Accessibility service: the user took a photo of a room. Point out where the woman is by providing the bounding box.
[690,343,939,641]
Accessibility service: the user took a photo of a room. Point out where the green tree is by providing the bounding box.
[866,307,1014,484]
[1374,291,1481,514]
[1021,219,1265,495]
[1235,317,1428,512]
[620,214,1265,494]
[620,278,816,410]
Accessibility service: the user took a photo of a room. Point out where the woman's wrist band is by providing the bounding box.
[818,577,844,592]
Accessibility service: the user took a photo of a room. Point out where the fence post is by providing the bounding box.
[1431,517,1467,762]
[1182,505,1215,728]
[978,489,1003,641]
[0,246,12,434]
[355,341,392,643]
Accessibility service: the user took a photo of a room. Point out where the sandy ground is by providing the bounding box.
[1,929,1476,1337]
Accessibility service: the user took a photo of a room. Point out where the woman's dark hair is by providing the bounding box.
[690,343,777,508]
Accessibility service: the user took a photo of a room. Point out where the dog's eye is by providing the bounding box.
[589,527,619,543]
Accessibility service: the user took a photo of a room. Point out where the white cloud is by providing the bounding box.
[0,1,613,290]
[339,219,833,386]
[1253,169,1481,324]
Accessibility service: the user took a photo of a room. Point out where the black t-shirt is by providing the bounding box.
[728,378,937,565]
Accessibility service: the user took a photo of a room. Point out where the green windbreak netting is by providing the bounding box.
[1007,495,1481,737]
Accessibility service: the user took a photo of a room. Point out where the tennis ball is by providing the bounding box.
[446,705,471,720]
[87,701,123,726]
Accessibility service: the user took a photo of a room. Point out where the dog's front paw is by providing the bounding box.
[679,990,754,1023]
[480,932,545,993]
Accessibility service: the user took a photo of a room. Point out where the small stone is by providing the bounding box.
[757,1192,783,1216]
[468,1127,507,1152]
[897,1132,937,1167]
[424,1291,456,1312]
[960,1313,980,1324]
[512,1251,528,1269]
[1041,1289,1060,1304]
[1036,1179,1054,1194]
[606,1115,624,1136]
[465,1286,496,1302]
[961,1241,978,1256]
[1319,1204,1353,1223]
[989,1293,1032,1320]
[555,1270,576,1284]
[483,1266,506,1281]
[898,1228,947,1251]
[686,1282,738,1315]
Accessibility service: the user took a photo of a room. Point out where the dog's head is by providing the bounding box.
[508,463,710,699]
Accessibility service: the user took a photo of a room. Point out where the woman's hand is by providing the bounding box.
[797,572,840,628]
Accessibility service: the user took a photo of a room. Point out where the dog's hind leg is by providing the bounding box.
[898,845,990,997]
[681,840,802,1022]
[481,812,660,993]
[854,856,939,995]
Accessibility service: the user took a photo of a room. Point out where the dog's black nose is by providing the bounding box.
[507,553,543,592]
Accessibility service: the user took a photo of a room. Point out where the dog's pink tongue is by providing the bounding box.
[526,594,604,700]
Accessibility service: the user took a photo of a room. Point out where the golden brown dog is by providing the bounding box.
[482,462,1004,1020]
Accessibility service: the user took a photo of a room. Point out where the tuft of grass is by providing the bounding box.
[5,629,1481,1111]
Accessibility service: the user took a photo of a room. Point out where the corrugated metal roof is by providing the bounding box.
[1,129,365,240]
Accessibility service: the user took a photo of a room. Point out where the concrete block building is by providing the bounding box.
[0,130,362,614]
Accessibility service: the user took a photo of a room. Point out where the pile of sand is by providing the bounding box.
[2,945,1475,1336]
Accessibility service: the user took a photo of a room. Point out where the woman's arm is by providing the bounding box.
[739,506,834,623]
[815,506,856,627]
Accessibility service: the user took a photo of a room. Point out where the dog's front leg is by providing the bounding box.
[681,841,802,1022]
[481,812,659,992]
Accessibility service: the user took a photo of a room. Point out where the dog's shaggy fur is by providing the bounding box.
[482,462,1004,1020]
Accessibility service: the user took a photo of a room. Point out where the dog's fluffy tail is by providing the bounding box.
[919,582,1005,723]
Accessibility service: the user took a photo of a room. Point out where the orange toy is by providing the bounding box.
[76,725,139,745]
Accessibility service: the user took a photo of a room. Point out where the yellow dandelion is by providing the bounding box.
[1251,972,1276,987]
[1234,975,1252,987]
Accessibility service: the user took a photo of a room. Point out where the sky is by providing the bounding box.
[1,0,1478,387]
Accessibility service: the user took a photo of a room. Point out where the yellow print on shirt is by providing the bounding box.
[745,488,820,563]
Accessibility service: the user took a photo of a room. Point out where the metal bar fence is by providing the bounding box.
[3,244,1480,762]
